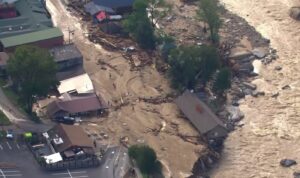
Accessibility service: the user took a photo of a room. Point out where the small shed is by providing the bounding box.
[175,90,228,139]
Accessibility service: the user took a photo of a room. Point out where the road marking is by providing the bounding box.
[0,144,3,150]
[15,143,20,149]
[6,142,11,150]
[67,169,73,178]
[2,171,19,173]
[0,169,5,178]
[52,171,86,175]
[0,174,22,177]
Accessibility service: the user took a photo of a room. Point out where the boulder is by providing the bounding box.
[282,85,291,90]
[243,82,257,90]
[289,7,300,21]
[229,50,252,60]
[252,48,267,59]
[274,66,282,71]
[280,159,297,167]
[251,90,265,97]
[226,106,244,122]
[293,172,300,178]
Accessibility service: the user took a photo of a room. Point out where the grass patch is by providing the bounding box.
[0,110,11,126]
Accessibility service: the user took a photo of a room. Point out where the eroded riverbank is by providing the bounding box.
[212,0,300,177]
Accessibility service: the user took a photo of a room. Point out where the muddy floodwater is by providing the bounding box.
[211,0,300,177]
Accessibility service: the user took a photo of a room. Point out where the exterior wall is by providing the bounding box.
[57,57,83,71]
[4,36,64,52]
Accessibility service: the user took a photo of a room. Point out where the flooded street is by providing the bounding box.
[212,0,300,177]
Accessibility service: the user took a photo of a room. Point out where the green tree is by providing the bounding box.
[212,68,231,95]
[123,0,156,49]
[197,0,221,43]
[7,45,58,112]
[168,45,219,89]
[128,145,162,176]
[146,0,172,28]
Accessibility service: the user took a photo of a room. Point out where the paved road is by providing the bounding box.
[98,146,130,178]
[0,88,51,132]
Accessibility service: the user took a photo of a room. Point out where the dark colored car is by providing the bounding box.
[54,116,75,125]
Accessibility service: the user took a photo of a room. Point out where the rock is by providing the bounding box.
[243,88,253,96]
[252,48,267,59]
[289,7,300,21]
[293,172,300,178]
[271,92,280,98]
[274,66,282,71]
[229,50,252,60]
[280,159,297,167]
[226,106,244,122]
[282,85,291,90]
[251,91,265,97]
[239,63,254,73]
[249,72,259,77]
[243,82,257,90]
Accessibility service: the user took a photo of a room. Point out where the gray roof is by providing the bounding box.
[175,90,226,135]
[49,44,83,62]
[0,0,53,39]
[84,2,115,15]
[56,65,85,81]
[93,0,134,9]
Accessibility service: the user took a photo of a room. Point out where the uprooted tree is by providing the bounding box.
[7,45,58,113]
[197,0,222,43]
[168,45,220,89]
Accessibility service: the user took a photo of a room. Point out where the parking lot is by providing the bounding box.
[0,137,129,178]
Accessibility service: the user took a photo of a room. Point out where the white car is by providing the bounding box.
[6,129,13,139]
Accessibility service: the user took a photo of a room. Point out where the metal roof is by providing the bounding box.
[0,27,63,48]
[84,1,115,15]
[0,0,53,38]
[93,0,134,9]
[175,90,226,134]
[49,44,83,62]
[57,73,94,94]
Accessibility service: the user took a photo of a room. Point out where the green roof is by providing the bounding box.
[0,0,53,38]
[0,28,63,48]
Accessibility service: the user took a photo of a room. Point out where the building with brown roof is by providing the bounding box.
[47,124,94,157]
[47,93,108,118]
[175,90,228,139]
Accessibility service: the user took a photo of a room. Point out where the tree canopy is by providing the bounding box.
[128,145,162,176]
[7,45,58,112]
[197,0,221,43]
[123,0,156,49]
[168,45,220,89]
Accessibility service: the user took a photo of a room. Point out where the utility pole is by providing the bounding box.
[67,27,75,44]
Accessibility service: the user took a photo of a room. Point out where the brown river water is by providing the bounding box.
[211,0,300,178]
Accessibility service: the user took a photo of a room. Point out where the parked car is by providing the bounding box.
[6,129,13,139]
[54,116,75,125]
